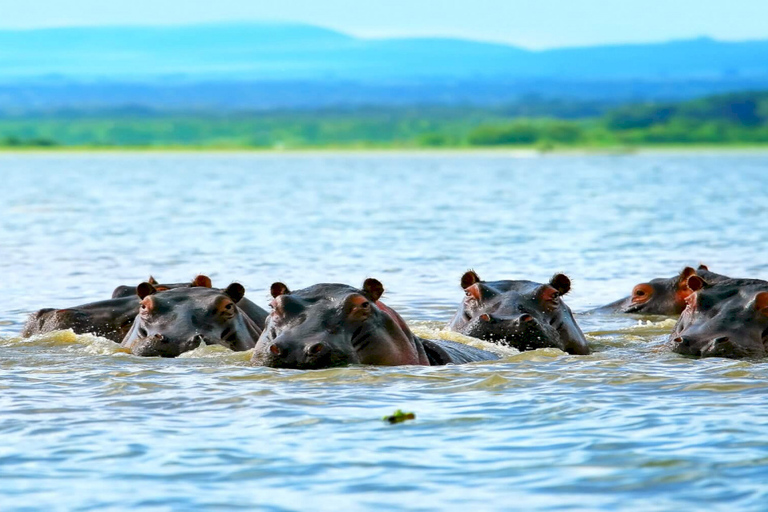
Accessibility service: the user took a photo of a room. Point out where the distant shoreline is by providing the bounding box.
[3,145,768,156]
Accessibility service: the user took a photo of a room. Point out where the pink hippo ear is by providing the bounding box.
[461,270,481,289]
[686,275,707,292]
[270,282,290,298]
[677,267,697,288]
[549,273,571,295]
[191,275,212,288]
[224,283,245,303]
[147,275,159,285]
[362,278,384,302]
[137,282,158,299]
[754,292,768,315]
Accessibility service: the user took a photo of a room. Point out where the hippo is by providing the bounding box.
[121,282,261,357]
[111,275,211,298]
[20,275,226,343]
[447,271,590,355]
[669,274,768,359]
[592,265,730,316]
[252,278,499,369]
[21,296,140,343]
[112,275,268,328]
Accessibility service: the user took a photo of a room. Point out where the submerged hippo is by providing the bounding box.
[252,278,499,369]
[20,275,225,343]
[592,265,730,316]
[121,282,261,357]
[21,296,140,343]
[447,271,590,355]
[669,274,768,359]
[111,275,212,298]
[112,275,267,327]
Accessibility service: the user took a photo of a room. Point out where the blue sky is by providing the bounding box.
[4,0,768,49]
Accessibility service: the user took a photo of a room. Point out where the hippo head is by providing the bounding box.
[111,274,213,299]
[121,282,259,357]
[450,271,589,354]
[670,276,768,359]
[252,279,424,369]
[621,267,699,315]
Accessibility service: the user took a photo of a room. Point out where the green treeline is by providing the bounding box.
[2,91,768,149]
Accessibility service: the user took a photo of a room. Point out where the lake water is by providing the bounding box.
[1,151,767,511]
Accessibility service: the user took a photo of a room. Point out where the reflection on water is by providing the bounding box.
[1,152,768,510]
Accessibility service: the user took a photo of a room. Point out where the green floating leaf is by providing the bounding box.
[383,409,416,424]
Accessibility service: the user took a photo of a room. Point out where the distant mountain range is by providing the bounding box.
[1,23,768,110]
[3,22,768,81]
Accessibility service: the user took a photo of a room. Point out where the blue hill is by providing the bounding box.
[1,23,767,82]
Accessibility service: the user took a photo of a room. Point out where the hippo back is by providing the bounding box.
[420,338,500,365]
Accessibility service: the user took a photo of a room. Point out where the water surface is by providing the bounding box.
[1,152,767,510]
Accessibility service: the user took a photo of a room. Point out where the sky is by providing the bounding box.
[2,0,768,49]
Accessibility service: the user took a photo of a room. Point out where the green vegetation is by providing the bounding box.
[383,410,416,424]
[2,92,768,150]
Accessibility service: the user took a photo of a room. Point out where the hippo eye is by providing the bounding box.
[224,303,234,310]
[635,290,645,297]
[360,301,370,309]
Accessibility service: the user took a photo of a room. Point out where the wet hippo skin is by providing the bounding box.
[252,278,499,369]
[121,282,261,357]
[669,274,768,359]
[448,270,590,355]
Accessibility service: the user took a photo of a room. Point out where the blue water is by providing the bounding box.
[1,152,767,511]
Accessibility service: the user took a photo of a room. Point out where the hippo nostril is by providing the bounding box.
[714,336,730,345]
[519,314,533,323]
[269,343,282,356]
[673,337,684,344]
[153,334,165,342]
[308,343,325,355]
[191,334,205,345]
[479,313,492,322]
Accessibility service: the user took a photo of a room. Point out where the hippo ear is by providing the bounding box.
[137,282,158,299]
[270,282,290,298]
[753,292,768,314]
[224,283,245,303]
[697,264,709,271]
[549,274,571,295]
[191,275,212,288]
[147,275,158,285]
[362,278,384,302]
[686,275,708,292]
[677,267,697,288]
[461,270,481,289]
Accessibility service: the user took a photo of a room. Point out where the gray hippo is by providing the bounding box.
[669,273,768,359]
[21,295,140,343]
[592,265,729,316]
[252,278,499,369]
[112,275,268,327]
[447,270,590,355]
[20,275,213,342]
[121,281,262,357]
[111,275,211,298]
